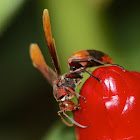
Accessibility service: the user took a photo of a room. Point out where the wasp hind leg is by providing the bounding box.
[58,110,73,127]
[75,93,86,103]
[58,110,89,128]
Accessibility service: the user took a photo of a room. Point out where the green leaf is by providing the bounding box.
[42,121,76,140]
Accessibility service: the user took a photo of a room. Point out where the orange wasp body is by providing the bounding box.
[68,50,113,71]
[30,9,114,128]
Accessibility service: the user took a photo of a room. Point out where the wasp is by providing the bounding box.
[30,9,114,128]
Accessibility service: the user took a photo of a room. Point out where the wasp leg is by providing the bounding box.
[83,69,101,82]
[89,57,124,69]
[65,67,100,82]
[62,111,89,128]
[75,104,81,110]
[65,64,101,82]
[69,56,111,66]
[64,87,86,102]
[71,56,124,70]
[58,110,73,127]
[64,67,85,78]
[75,93,86,103]
[109,64,125,70]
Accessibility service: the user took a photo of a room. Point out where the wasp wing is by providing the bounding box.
[30,43,57,87]
[43,9,61,77]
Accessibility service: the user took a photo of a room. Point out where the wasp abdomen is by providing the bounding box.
[68,50,113,70]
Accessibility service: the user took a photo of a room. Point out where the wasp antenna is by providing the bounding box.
[30,43,57,86]
[63,112,89,128]
[58,112,73,127]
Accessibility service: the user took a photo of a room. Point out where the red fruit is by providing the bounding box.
[74,66,140,140]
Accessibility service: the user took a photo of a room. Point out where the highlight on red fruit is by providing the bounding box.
[74,66,140,140]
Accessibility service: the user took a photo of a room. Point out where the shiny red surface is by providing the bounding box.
[74,66,140,140]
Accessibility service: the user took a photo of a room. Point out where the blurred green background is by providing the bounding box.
[0,0,140,140]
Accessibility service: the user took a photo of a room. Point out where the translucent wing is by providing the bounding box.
[43,9,61,77]
[30,43,57,86]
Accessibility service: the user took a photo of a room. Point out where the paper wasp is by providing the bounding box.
[30,9,114,128]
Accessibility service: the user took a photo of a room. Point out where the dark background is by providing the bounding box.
[0,0,140,140]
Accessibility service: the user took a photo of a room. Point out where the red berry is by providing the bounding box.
[74,66,140,140]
